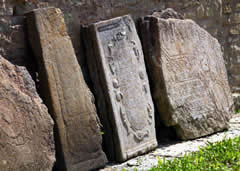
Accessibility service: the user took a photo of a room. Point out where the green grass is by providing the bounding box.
[123,137,240,171]
[149,137,240,171]
[237,109,240,114]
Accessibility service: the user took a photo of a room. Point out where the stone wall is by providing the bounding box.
[0,0,239,92]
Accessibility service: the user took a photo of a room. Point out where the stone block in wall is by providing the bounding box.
[229,12,240,24]
[26,7,107,171]
[0,7,13,16]
[0,15,37,80]
[0,16,27,65]
[84,15,158,162]
[233,93,240,111]
[227,36,240,93]
[166,0,222,19]
[222,1,240,93]
[0,55,55,171]
[229,25,240,35]
[139,14,234,140]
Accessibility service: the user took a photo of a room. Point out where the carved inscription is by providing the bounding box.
[163,53,215,119]
[89,15,157,161]
[98,21,120,32]
[140,16,233,140]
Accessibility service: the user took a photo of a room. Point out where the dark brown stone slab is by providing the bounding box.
[84,15,158,162]
[26,7,107,171]
[139,15,234,140]
[0,55,55,171]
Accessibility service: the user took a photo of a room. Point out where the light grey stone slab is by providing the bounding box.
[85,15,158,162]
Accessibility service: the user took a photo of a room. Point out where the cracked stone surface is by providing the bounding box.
[26,7,107,171]
[0,55,55,171]
[139,16,233,140]
[101,114,240,171]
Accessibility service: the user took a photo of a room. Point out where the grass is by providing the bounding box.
[150,137,240,171]
[237,109,240,114]
[123,136,240,171]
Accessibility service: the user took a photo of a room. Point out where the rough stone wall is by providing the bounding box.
[0,0,239,92]
[222,0,240,93]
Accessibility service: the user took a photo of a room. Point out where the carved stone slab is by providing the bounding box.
[26,8,107,171]
[85,15,157,162]
[139,15,234,140]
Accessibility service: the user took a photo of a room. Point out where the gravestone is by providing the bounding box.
[84,15,158,162]
[26,8,107,171]
[0,55,55,171]
[139,14,234,140]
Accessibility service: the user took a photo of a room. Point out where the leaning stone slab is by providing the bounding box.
[139,14,234,140]
[26,8,107,171]
[0,55,55,171]
[84,15,158,162]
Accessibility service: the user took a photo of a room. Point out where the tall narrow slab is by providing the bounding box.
[85,15,157,162]
[139,15,234,140]
[26,8,107,171]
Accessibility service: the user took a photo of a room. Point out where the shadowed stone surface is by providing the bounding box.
[26,7,107,171]
[139,15,234,140]
[0,55,55,171]
[85,15,157,162]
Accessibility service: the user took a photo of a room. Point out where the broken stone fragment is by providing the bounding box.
[26,7,107,171]
[84,15,158,162]
[0,55,55,171]
[139,12,234,140]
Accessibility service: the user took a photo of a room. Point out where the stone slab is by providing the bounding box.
[85,15,158,162]
[0,55,55,171]
[139,15,234,140]
[26,7,107,171]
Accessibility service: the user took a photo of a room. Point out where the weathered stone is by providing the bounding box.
[1,0,239,93]
[0,16,31,65]
[152,8,184,20]
[0,55,55,171]
[140,15,234,140]
[233,93,240,111]
[0,7,13,15]
[26,7,107,171]
[84,15,158,162]
[227,38,240,93]
[229,12,240,24]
